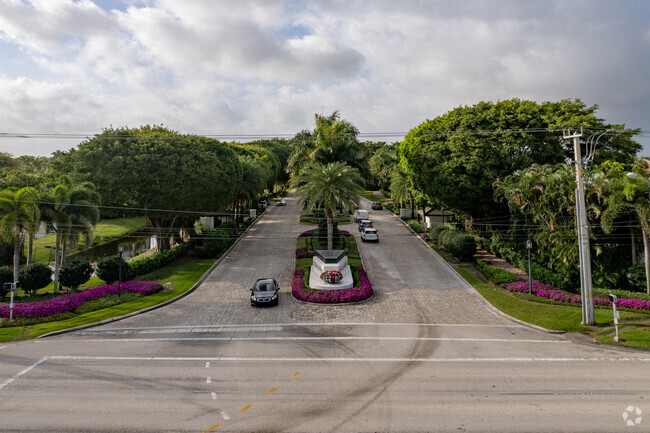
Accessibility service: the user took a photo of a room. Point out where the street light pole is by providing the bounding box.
[118,244,124,298]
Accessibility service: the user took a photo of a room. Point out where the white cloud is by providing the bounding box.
[0,0,649,156]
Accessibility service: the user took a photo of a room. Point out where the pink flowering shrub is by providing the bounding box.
[339,230,350,237]
[295,247,315,259]
[503,281,650,311]
[292,268,373,303]
[0,281,163,319]
[299,230,314,237]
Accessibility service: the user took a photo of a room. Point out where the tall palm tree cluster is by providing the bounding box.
[290,111,366,250]
[0,176,100,292]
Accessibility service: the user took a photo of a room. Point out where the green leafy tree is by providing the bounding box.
[399,98,640,222]
[0,187,40,285]
[58,260,93,291]
[601,171,650,294]
[19,263,52,294]
[65,126,242,250]
[294,162,363,250]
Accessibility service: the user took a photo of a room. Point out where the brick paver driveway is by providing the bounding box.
[103,192,502,328]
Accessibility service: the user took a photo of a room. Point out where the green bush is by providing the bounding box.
[202,228,230,258]
[0,265,13,297]
[442,230,476,261]
[407,219,424,233]
[429,224,455,244]
[19,263,52,294]
[58,261,93,291]
[127,242,191,277]
[627,261,648,292]
[96,256,130,284]
[474,260,518,284]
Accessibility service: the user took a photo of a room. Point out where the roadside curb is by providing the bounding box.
[38,209,268,338]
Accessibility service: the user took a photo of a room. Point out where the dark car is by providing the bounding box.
[250,278,280,306]
[358,219,374,232]
[371,202,383,210]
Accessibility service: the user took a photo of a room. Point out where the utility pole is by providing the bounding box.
[565,129,595,325]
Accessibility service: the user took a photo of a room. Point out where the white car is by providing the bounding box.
[361,228,378,242]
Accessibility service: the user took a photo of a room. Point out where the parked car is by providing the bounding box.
[250,278,280,306]
[371,202,383,210]
[276,199,287,206]
[361,228,379,242]
[354,209,369,222]
[358,219,374,232]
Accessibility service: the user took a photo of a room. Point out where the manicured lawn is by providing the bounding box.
[361,191,387,205]
[457,267,650,350]
[0,257,215,341]
[30,216,147,265]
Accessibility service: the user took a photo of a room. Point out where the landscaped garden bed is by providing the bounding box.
[292,229,373,304]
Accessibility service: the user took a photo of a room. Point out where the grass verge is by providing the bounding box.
[0,257,215,341]
[456,267,649,336]
[361,191,387,205]
[30,217,147,265]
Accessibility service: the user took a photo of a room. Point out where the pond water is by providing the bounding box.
[69,231,158,263]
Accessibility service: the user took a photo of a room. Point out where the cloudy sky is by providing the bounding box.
[1,0,649,156]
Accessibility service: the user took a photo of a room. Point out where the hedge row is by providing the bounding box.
[125,242,192,278]
[474,260,519,284]
[428,225,476,261]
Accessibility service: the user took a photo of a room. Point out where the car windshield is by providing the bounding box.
[255,280,275,291]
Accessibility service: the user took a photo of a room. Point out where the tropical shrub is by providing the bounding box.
[0,281,163,319]
[96,255,130,284]
[429,224,455,243]
[406,219,424,233]
[19,263,52,294]
[58,261,93,291]
[128,242,191,277]
[439,230,476,261]
[202,228,230,258]
[0,265,13,296]
[474,260,518,284]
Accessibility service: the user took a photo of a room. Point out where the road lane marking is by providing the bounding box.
[221,411,229,420]
[268,387,278,394]
[0,345,7,350]
[290,372,299,378]
[44,355,650,363]
[61,337,570,343]
[206,362,210,368]
[206,377,211,383]
[0,356,48,391]
[211,392,217,400]
[202,423,221,432]
[240,404,252,413]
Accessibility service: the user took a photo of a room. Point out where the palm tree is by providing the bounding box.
[0,187,40,285]
[601,173,650,294]
[294,162,363,250]
[234,155,267,221]
[46,177,100,292]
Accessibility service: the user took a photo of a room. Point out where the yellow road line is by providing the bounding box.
[268,387,279,394]
[240,404,252,413]
[290,371,299,378]
[202,423,221,432]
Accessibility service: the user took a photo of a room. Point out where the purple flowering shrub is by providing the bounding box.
[503,281,650,311]
[292,267,373,303]
[0,281,163,319]
[295,247,315,259]
[339,230,350,237]
[299,230,314,237]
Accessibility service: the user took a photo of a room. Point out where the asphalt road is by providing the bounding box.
[1,193,649,432]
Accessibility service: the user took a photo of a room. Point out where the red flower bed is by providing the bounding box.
[292,268,373,303]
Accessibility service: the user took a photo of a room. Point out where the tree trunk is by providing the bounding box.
[13,234,20,284]
[631,226,637,265]
[642,230,650,295]
[53,232,61,293]
[61,239,67,268]
[326,208,334,251]
[27,232,34,267]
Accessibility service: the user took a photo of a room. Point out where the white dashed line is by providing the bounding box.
[206,362,210,368]
[211,392,217,400]
[221,411,229,420]
[0,356,48,391]
[206,377,211,383]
